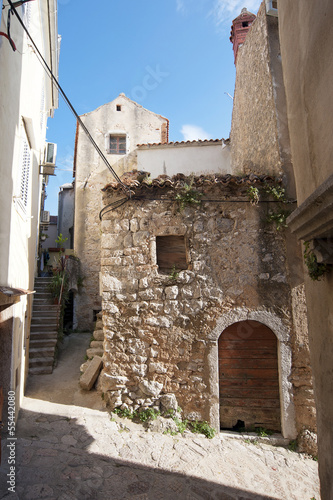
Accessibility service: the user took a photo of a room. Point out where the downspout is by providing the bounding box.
[47,0,54,109]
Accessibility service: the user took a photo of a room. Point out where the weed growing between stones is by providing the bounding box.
[288,439,298,452]
[247,186,260,205]
[255,427,274,437]
[174,181,202,211]
[168,265,179,280]
[112,407,216,439]
[303,241,330,281]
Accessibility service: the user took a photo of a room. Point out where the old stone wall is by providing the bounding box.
[73,95,168,330]
[230,3,282,177]
[99,176,314,437]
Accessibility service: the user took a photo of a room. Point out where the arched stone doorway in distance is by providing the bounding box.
[219,320,281,432]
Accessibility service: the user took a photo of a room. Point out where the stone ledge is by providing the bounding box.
[287,173,333,240]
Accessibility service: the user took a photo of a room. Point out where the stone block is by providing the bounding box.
[90,340,103,349]
[101,373,128,392]
[139,380,163,398]
[159,394,178,412]
[93,330,104,341]
[87,347,104,359]
[79,356,103,391]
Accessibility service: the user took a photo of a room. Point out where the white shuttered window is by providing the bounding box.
[19,132,31,211]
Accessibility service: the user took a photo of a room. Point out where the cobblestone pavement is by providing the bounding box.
[0,334,320,499]
[0,397,320,500]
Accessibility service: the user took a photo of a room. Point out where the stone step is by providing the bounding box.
[32,303,58,310]
[34,291,54,298]
[29,347,55,358]
[31,315,58,324]
[30,331,58,340]
[86,347,104,359]
[29,356,54,368]
[30,338,57,348]
[95,320,103,330]
[29,365,53,375]
[90,340,103,349]
[93,330,104,341]
[30,318,58,332]
[32,309,58,318]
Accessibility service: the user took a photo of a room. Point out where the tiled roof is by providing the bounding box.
[103,172,280,192]
[137,138,224,148]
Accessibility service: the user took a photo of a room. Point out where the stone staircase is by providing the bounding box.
[29,277,59,375]
[85,312,104,359]
[79,312,104,388]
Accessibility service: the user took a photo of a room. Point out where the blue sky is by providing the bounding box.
[45,0,261,214]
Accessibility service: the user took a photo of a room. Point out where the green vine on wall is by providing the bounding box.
[246,182,292,230]
[303,242,330,281]
[175,181,202,211]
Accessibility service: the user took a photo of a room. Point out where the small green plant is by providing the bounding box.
[288,439,298,452]
[244,437,259,445]
[175,181,202,211]
[190,420,216,439]
[55,233,68,248]
[114,407,137,420]
[265,184,287,202]
[255,427,274,437]
[169,265,179,280]
[175,418,188,434]
[247,186,260,205]
[304,241,329,281]
[139,408,160,422]
[266,209,290,231]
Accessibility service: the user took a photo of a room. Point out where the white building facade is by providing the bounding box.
[0,0,59,417]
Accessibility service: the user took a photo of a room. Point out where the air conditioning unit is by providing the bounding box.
[266,0,278,17]
[44,142,57,166]
[41,210,50,224]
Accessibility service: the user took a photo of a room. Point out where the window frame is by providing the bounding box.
[156,235,188,274]
[109,134,127,155]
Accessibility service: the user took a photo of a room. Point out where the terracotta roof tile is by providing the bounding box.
[137,138,223,148]
[103,172,280,193]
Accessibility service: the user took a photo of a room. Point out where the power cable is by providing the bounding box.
[6,0,131,196]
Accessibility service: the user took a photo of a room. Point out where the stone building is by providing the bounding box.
[75,2,316,451]
[99,172,312,440]
[73,94,169,330]
[278,0,333,497]
[0,0,59,417]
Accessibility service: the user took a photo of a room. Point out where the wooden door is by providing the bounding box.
[219,320,281,431]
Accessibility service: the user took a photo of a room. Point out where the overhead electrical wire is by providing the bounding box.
[5,0,131,196]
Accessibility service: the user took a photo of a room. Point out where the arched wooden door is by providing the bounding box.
[219,320,281,431]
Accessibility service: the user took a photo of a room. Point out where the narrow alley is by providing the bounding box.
[0,333,320,500]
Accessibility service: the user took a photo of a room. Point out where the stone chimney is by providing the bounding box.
[230,7,256,64]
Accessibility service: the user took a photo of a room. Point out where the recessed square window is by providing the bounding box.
[116,105,122,111]
[156,235,188,274]
[109,134,126,154]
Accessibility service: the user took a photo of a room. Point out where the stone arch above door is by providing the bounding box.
[207,308,297,439]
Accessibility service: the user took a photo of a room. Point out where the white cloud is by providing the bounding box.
[176,0,185,12]
[211,0,262,26]
[180,124,211,141]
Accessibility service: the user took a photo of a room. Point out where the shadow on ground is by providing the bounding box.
[0,406,281,500]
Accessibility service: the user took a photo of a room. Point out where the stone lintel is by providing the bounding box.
[287,174,333,241]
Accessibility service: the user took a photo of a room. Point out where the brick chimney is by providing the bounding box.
[230,8,256,64]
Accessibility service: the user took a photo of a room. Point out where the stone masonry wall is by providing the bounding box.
[98,177,314,434]
[230,3,282,176]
